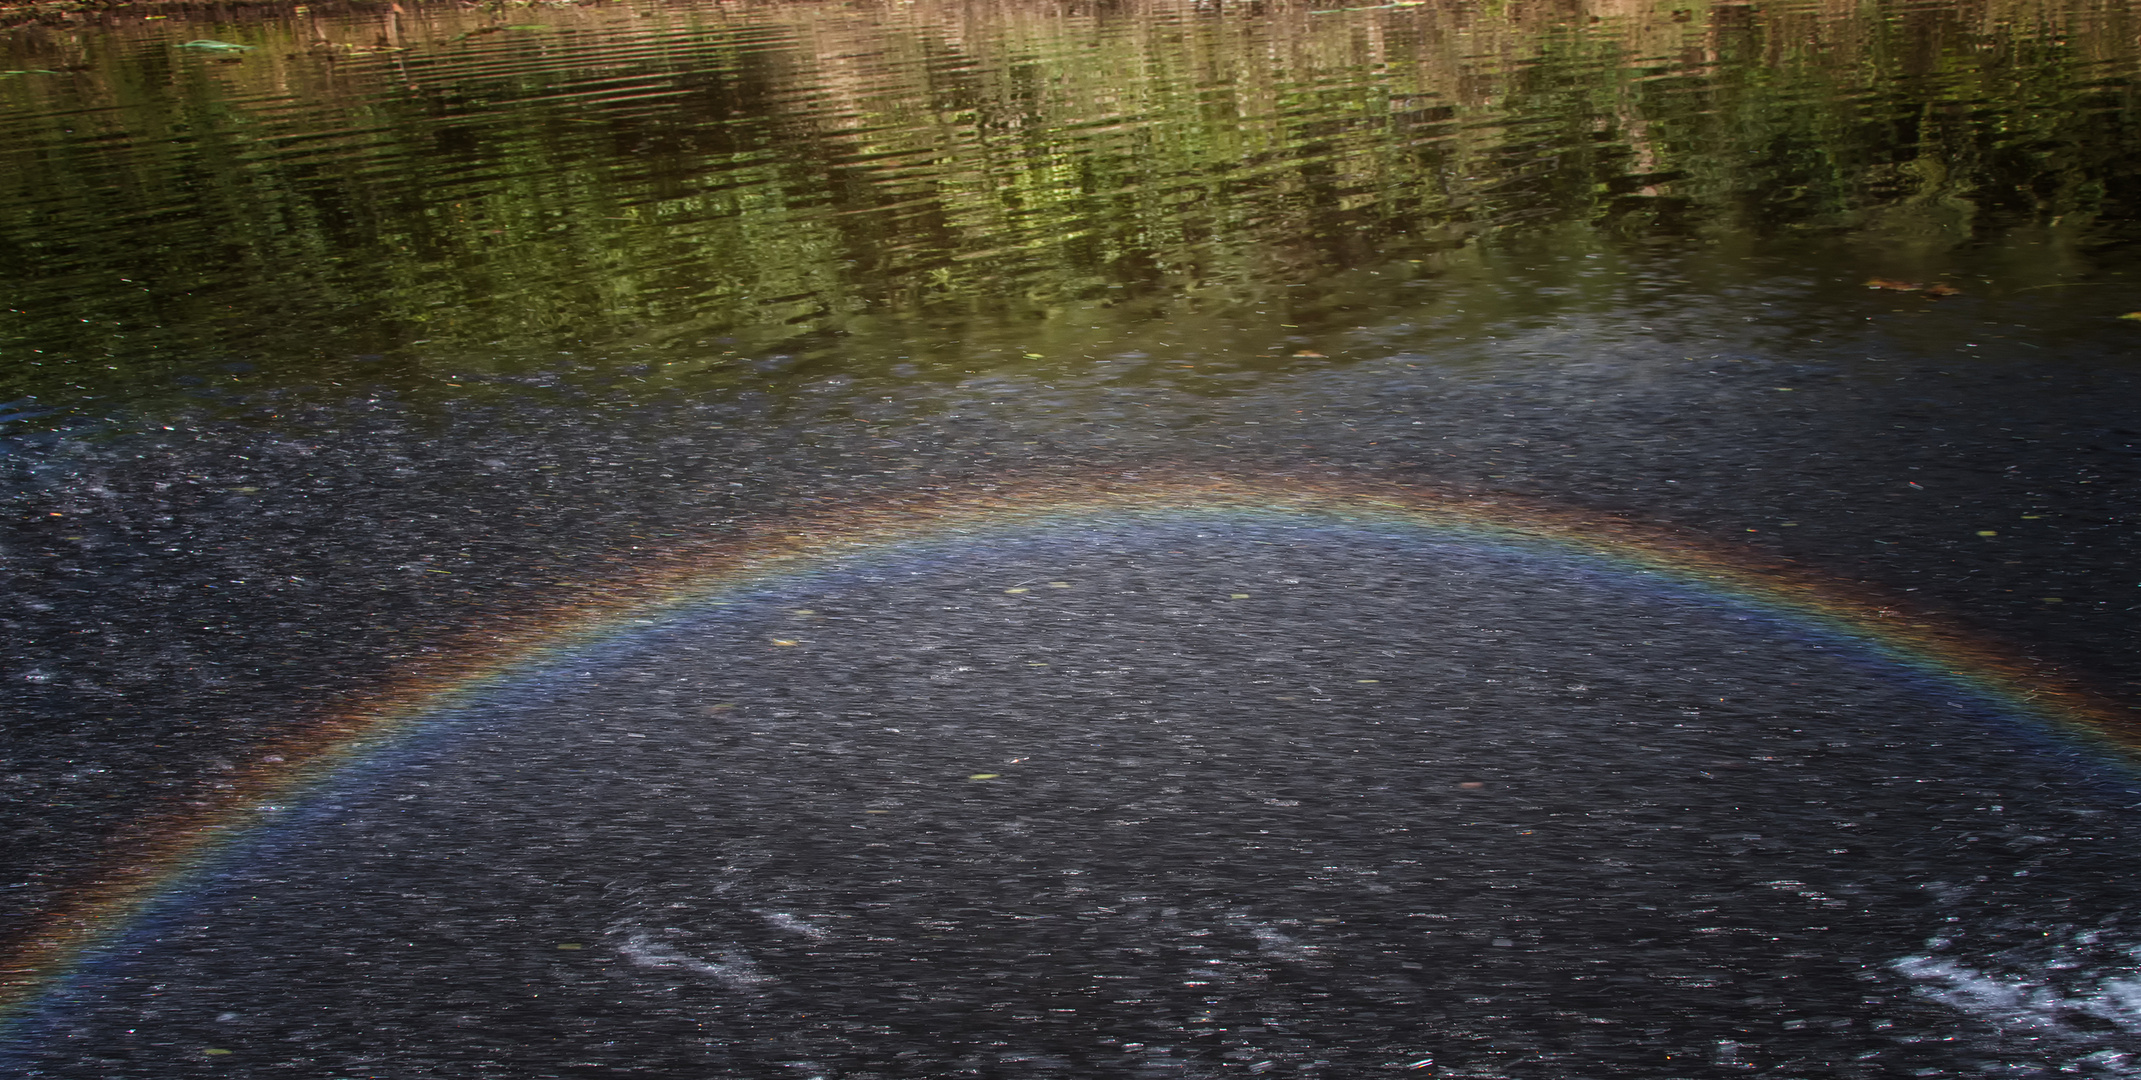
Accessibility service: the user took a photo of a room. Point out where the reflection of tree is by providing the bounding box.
[0,0,2136,401]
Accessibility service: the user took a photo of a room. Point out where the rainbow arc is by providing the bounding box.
[2,473,2132,1030]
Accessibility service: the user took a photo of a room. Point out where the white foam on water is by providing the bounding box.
[1892,929,2141,1075]
[616,930,772,989]
[1244,922,1318,962]
[758,910,832,940]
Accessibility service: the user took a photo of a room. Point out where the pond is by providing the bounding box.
[3,0,2140,1074]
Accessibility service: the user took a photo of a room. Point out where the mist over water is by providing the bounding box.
[3,0,2140,1075]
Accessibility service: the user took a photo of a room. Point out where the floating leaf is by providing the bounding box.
[770,638,800,646]
[1004,587,1029,594]
[2119,312,2141,321]
[1976,530,1998,537]
[1865,278,1958,296]
[555,942,584,950]
[968,773,1001,780]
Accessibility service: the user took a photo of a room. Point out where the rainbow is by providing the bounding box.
[3,471,2135,1035]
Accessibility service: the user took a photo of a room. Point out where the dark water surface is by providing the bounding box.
[3,0,2141,1075]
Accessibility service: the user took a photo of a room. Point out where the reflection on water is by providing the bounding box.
[3,0,2140,407]
[3,0,2141,1075]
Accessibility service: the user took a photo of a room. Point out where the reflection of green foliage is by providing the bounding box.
[0,0,2137,406]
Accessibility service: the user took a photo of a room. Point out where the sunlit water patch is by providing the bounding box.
[7,507,2138,1077]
